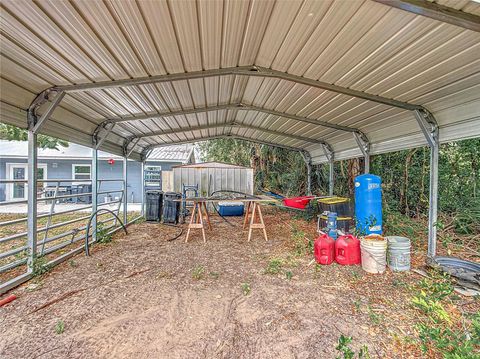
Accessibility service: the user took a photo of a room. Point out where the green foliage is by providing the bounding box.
[291,226,308,256]
[410,271,479,357]
[264,258,283,275]
[335,335,370,359]
[285,270,293,280]
[55,320,65,334]
[96,222,112,244]
[30,255,52,277]
[241,282,251,296]
[200,137,480,235]
[192,265,205,280]
[0,123,69,150]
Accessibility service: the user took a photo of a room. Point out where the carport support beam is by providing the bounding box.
[123,156,128,226]
[301,152,312,195]
[91,148,98,242]
[328,160,334,197]
[353,132,371,174]
[140,160,145,217]
[414,110,439,258]
[322,144,335,197]
[26,129,38,273]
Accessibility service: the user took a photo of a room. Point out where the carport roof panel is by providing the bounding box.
[0,0,479,163]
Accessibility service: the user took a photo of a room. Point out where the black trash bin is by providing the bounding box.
[145,190,163,222]
[162,192,181,224]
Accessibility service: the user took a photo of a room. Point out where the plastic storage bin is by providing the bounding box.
[162,192,181,224]
[218,201,244,216]
[283,196,314,209]
[145,190,163,222]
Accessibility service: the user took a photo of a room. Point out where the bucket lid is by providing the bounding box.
[362,234,386,242]
[386,236,410,245]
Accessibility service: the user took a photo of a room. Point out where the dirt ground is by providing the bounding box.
[0,208,476,358]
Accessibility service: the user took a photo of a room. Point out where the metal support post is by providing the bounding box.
[328,160,334,197]
[300,151,312,195]
[26,130,38,273]
[91,148,98,242]
[141,160,145,217]
[322,144,335,197]
[123,156,128,225]
[414,109,440,258]
[353,132,371,174]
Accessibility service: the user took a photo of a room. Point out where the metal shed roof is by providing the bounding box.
[1,0,479,164]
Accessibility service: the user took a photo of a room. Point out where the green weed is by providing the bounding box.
[367,305,383,325]
[335,334,370,359]
[241,282,251,296]
[192,265,205,280]
[285,271,293,280]
[264,258,283,275]
[30,255,51,277]
[96,222,112,244]
[55,320,65,334]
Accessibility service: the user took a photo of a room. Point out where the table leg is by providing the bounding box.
[257,204,268,242]
[202,202,212,230]
[247,203,268,242]
[243,201,251,230]
[247,202,257,242]
[185,202,197,243]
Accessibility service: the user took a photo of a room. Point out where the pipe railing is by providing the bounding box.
[0,178,132,290]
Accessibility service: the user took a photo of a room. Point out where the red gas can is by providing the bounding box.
[314,233,335,265]
[335,234,361,265]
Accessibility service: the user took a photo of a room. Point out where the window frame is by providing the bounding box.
[72,163,92,183]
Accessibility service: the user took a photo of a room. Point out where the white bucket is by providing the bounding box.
[360,235,387,274]
[386,236,411,272]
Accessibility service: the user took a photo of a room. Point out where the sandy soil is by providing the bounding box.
[0,209,434,358]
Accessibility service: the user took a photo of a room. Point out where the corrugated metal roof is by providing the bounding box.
[0,140,193,162]
[174,162,250,169]
[1,0,479,164]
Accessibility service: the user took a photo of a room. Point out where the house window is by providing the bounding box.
[145,165,161,186]
[72,164,91,181]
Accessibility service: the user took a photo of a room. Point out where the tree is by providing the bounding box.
[0,123,69,150]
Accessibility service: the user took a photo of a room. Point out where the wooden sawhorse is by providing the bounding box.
[243,201,268,242]
[185,201,211,243]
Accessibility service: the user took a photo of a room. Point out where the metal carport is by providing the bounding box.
[1,0,479,292]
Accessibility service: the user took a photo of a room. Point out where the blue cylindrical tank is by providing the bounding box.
[354,174,382,235]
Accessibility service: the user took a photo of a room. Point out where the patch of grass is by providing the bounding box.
[367,305,383,325]
[291,225,308,256]
[192,265,205,280]
[69,260,78,268]
[241,282,251,296]
[55,320,65,334]
[285,270,293,280]
[264,258,283,275]
[353,299,361,312]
